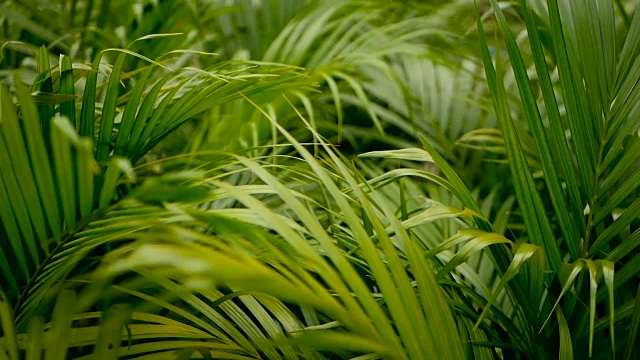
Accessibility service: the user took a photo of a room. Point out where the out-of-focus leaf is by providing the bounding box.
[359,148,433,162]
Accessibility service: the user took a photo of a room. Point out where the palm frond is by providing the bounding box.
[471,0,640,358]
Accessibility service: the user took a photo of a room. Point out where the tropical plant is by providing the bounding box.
[469,0,640,358]
[0,0,638,359]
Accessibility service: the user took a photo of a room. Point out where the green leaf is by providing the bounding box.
[15,77,62,238]
[124,71,174,155]
[322,74,343,142]
[546,0,597,197]
[113,67,153,156]
[540,261,584,332]
[0,290,18,360]
[96,53,126,163]
[30,91,78,104]
[99,158,135,209]
[51,115,78,227]
[624,285,640,360]
[479,0,562,272]
[93,305,132,359]
[79,54,102,138]
[615,6,640,92]
[419,135,482,218]
[585,259,600,357]
[35,46,54,146]
[46,290,76,360]
[519,0,585,258]
[292,330,395,358]
[437,232,512,279]
[474,243,541,330]
[102,48,173,72]
[25,316,44,360]
[556,308,573,360]
[593,171,640,226]
[600,260,616,356]
[0,87,38,273]
[590,198,640,256]
[77,139,97,218]
[334,72,384,135]
[0,82,48,255]
[59,55,76,128]
[607,229,640,263]
[359,148,433,162]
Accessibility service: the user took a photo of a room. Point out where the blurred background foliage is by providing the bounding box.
[0,0,638,359]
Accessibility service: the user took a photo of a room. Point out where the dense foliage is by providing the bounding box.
[0,0,638,359]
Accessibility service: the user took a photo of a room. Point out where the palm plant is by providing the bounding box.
[0,43,319,357]
[0,55,479,357]
[468,0,640,358]
[184,0,469,155]
[0,0,638,359]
